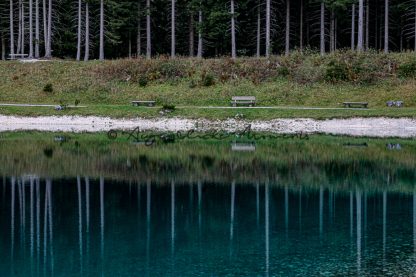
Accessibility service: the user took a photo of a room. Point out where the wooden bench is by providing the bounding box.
[132,100,156,107]
[343,102,368,108]
[231,96,256,107]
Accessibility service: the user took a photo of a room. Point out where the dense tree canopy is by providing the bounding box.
[0,0,415,59]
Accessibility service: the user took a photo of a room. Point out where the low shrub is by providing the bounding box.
[201,72,215,87]
[325,60,349,82]
[397,60,416,78]
[43,83,54,93]
[138,75,148,87]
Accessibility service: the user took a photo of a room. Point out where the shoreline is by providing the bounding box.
[0,115,416,138]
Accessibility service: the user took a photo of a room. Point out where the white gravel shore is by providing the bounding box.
[0,115,415,138]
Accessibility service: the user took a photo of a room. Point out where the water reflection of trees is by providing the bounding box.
[2,177,416,276]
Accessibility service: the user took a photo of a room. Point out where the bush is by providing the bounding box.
[188,79,197,88]
[43,83,54,93]
[201,72,215,87]
[138,75,148,87]
[291,61,325,84]
[325,60,349,82]
[162,104,176,111]
[277,66,290,77]
[397,60,416,78]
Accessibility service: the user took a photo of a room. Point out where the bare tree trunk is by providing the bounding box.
[146,0,151,59]
[43,0,47,54]
[384,0,388,53]
[35,0,39,57]
[21,0,25,55]
[230,0,236,59]
[330,9,334,52]
[265,0,271,57]
[357,0,364,51]
[137,0,141,56]
[99,0,104,60]
[129,32,132,58]
[285,0,290,56]
[256,4,261,57]
[17,0,21,54]
[365,0,369,50]
[197,8,202,58]
[29,0,34,58]
[171,0,175,58]
[76,0,82,61]
[1,34,5,60]
[300,0,303,51]
[9,0,15,55]
[45,0,52,57]
[320,2,325,55]
[84,2,89,61]
[351,4,355,50]
[189,13,194,57]
[414,1,416,51]
[335,17,337,50]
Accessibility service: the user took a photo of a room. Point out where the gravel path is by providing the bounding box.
[0,115,415,138]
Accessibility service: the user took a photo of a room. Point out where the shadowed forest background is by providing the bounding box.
[0,0,416,59]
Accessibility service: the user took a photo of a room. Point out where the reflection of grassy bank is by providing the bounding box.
[0,131,415,193]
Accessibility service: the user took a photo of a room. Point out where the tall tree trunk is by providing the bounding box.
[365,0,369,50]
[300,0,303,51]
[1,34,5,60]
[76,0,82,61]
[17,0,21,54]
[43,0,47,54]
[357,0,364,51]
[351,4,355,50]
[330,9,334,52]
[137,1,141,57]
[35,0,39,57]
[171,0,175,58]
[320,2,325,55]
[197,8,202,58]
[256,4,261,57]
[99,0,104,60]
[335,17,337,50]
[189,13,194,57]
[414,1,416,51]
[129,32,132,58]
[84,2,89,61]
[230,0,236,59]
[265,0,271,57]
[285,0,290,56]
[45,0,52,57]
[146,0,151,59]
[29,0,34,58]
[21,0,25,55]
[9,0,15,56]
[384,0,388,53]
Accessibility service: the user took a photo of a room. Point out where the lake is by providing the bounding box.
[0,131,415,276]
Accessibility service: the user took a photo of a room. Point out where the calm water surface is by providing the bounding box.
[0,133,415,276]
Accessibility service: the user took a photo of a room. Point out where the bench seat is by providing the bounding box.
[231,96,256,107]
[343,102,368,108]
[132,100,156,107]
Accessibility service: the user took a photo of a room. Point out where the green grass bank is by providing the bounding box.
[1,51,415,119]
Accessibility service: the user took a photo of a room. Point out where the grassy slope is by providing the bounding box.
[0,58,415,119]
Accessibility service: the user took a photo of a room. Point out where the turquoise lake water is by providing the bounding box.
[0,133,415,276]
